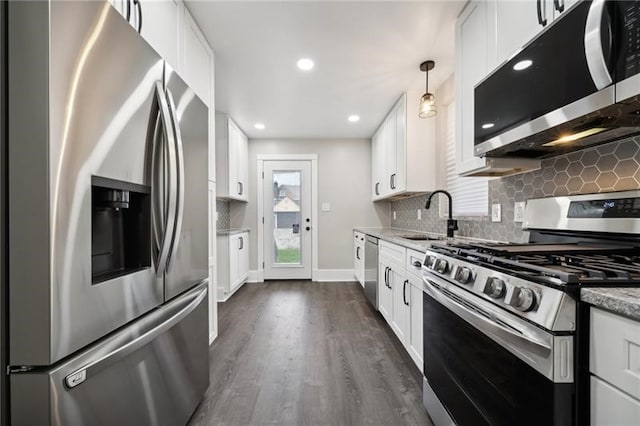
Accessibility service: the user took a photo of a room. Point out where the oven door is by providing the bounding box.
[422,273,574,426]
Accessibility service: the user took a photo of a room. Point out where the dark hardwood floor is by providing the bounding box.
[188,281,433,426]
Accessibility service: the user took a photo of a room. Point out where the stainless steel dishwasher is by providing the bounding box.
[364,236,379,310]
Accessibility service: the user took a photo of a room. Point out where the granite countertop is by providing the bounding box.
[581,288,640,321]
[217,228,251,236]
[353,227,495,253]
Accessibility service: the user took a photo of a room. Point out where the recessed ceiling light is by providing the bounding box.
[254,123,265,130]
[348,115,360,122]
[296,58,314,71]
[513,59,533,71]
[482,123,495,129]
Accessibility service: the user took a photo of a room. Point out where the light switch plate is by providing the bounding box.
[514,202,526,223]
[393,211,397,220]
[417,209,422,220]
[491,203,502,222]
[322,202,331,212]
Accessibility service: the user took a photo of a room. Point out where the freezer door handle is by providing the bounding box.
[64,285,208,389]
[164,89,185,272]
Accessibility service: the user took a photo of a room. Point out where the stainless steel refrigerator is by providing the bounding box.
[7,1,209,424]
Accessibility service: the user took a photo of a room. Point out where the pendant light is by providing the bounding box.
[419,60,437,118]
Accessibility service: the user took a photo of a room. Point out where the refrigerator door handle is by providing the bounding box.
[152,81,178,277]
[164,89,185,271]
[64,285,208,389]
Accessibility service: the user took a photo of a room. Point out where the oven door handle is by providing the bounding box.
[422,276,552,355]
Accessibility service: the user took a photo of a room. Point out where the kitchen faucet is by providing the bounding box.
[425,190,458,238]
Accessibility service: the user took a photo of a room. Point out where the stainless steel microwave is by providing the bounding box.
[475,0,640,159]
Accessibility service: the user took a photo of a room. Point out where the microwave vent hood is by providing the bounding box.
[473,0,640,160]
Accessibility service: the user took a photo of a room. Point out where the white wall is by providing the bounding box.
[230,138,390,273]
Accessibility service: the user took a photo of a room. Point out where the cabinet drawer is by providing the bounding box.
[406,248,425,279]
[591,376,640,426]
[591,308,640,400]
[379,240,406,266]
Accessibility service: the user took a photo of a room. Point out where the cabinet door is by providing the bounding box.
[371,132,383,200]
[228,120,240,198]
[393,97,406,194]
[181,9,212,107]
[238,233,249,282]
[408,275,424,373]
[229,234,240,289]
[378,259,392,322]
[591,376,640,426]
[139,0,179,70]
[353,233,361,282]
[390,268,410,345]
[236,130,249,201]
[495,0,550,66]
[455,0,494,175]
[384,113,397,196]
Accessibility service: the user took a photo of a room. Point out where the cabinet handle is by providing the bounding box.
[356,246,361,260]
[239,236,243,250]
[133,0,142,33]
[375,182,380,196]
[403,280,409,306]
[125,0,131,21]
[387,268,392,289]
[238,182,243,196]
[412,260,422,268]
[553,0,564,13]
[536,0,547,26]
[384,267,389,288]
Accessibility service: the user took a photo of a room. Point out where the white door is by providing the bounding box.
[263,160,312,280]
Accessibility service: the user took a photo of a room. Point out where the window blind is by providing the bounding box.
[443,101,488,217]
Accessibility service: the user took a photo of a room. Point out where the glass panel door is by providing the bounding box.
[263,160,312,280]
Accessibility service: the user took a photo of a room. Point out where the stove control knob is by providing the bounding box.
[483,277,505,298]
[454,267,473,284]
[434,259,449,274]
[506,287,537,312]
[423,255,434,269]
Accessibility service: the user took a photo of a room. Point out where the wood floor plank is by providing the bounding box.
[188,281,433,426]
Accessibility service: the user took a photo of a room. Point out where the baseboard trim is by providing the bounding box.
[247,270,264,283]
[313,269,357,282]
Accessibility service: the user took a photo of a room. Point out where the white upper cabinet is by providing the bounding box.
[216,115,249,202]
[139,0,180,70]
[371,93,436,201]
[494,0,547,66]
[181,7,213,107]
[455,0,495,176]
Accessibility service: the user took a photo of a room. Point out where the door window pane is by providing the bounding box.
[272,171,301,264]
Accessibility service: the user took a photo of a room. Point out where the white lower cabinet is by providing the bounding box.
[378,258,394,323]
[353,231,365,286]
[377,241,424,372]
[590,307,640,425]
[217,231,249,302]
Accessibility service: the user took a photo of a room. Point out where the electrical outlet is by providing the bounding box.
[417,209,422,220]
[322,202,331,212]
[491,203,502,222]
[393,211,397,220]
[514,202,526,223]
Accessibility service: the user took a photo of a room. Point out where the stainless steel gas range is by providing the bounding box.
[421,190,640,426]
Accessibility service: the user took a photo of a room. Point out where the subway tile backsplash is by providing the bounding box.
[216,200,230,230]
[391,136,640,242]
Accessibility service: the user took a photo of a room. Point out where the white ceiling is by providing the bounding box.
[186,1,465,139]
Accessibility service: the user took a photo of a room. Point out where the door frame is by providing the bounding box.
[257,154,318,282]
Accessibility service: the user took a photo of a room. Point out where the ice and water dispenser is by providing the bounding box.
[91,176,151,284]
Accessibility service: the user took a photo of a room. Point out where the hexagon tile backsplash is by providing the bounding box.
[390,136,640,243]
[216,200,230,230]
